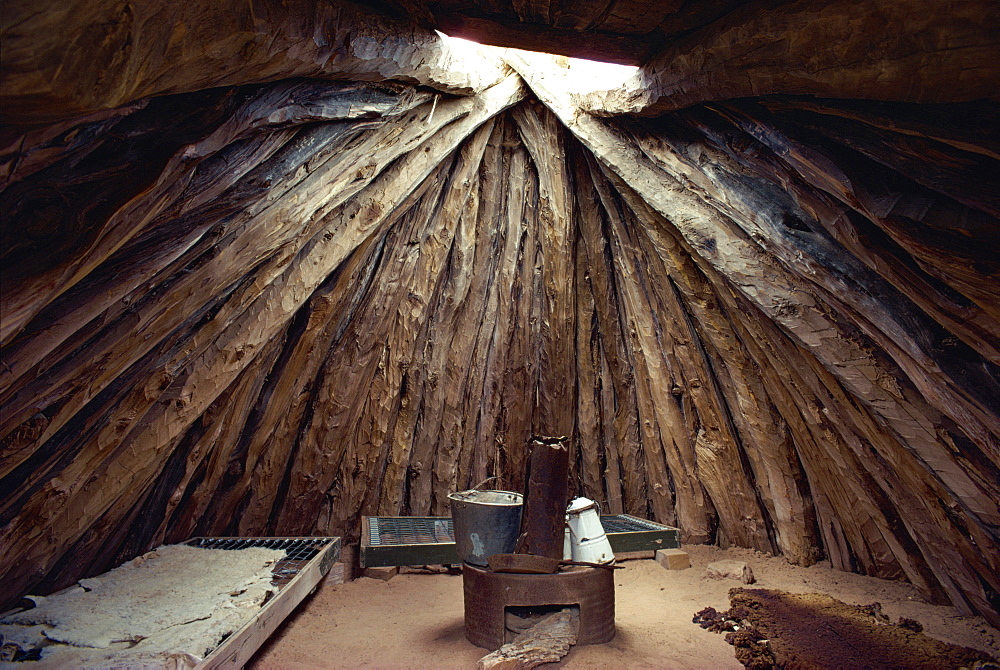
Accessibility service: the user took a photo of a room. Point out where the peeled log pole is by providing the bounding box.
[624,189,820,565]
[2,53,998,629]
[519,437,571,559]
[513,103,577,441]
[508,52,999,625]
[571,150,647,518]
[0,76,525,603]
[0,0,507,125]
[586,155,708,540]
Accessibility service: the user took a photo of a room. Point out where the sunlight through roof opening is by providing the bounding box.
[557,56,639,94]
[436,31,639,95]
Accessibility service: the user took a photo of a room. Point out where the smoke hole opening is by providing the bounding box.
[436,31,639,95]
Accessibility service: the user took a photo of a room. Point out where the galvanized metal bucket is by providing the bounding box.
[448,486,523,566]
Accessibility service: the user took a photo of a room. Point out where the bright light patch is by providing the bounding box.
[560,57,638,94]
[436,30,491,60]
[436,32,638,95]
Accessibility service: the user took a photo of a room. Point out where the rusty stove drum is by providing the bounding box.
[461,561,616,650]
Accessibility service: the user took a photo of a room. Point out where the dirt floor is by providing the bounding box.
[250,545,1000,669]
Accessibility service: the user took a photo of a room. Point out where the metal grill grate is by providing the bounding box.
[361,515,679,567]
[368,517,455,546]
[599,514,669,533]
[185,536,338,588]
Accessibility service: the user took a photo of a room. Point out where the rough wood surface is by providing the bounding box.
[507,52,999,624]
[581,0,1000,116]
[477,609,577,670]
[0,0,509,125]
[1,6,998,628]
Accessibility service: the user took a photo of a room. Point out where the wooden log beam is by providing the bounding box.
[494,124,543,495]
[0,75,524,603]
[0,0,508,125]
[467,118,532,490]
[580,0,1000,116]
[0,92,427,504]
[585,155,708,538]
[508,52,999,521]
[232,232,387,536]
[347,118,496,523]
[709,100,1000,361]
[273,160,457,536]
[571,150,646,517]
[512,103,577,440]
[424,122,511,511]
[0,79,521,473]
[507,51,999,624]
[611,110,1000,489]
[622,188,820,565]
[603,146,991,617]
[573,231,605,505]
[0,83,427,349]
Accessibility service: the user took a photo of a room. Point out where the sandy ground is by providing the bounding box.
[250,545,1000,669]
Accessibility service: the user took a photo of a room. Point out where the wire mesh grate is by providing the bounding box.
[368,517,455,546]
[365,515,673,547]
[185,537,337,587]
[362,514,678,567]
[599,514,672,533]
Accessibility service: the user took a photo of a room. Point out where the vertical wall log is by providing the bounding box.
[587,155,709,540]
[514,103,577,440]
[572,147,646,518]
[1,53,998,626]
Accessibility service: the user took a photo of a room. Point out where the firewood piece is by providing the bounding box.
[477,609,578,670]
[519,437,570,559]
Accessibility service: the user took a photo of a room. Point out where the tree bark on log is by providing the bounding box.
[1,47,997,628]
[0,0,507,125]
[508,51,998,624]
[580,0,1000,116]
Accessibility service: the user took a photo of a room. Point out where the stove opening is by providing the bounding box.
[504,604,581,643]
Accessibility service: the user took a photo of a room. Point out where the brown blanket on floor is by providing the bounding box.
[694,588,997,669]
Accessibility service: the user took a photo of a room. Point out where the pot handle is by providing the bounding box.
[472,475,500,491]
